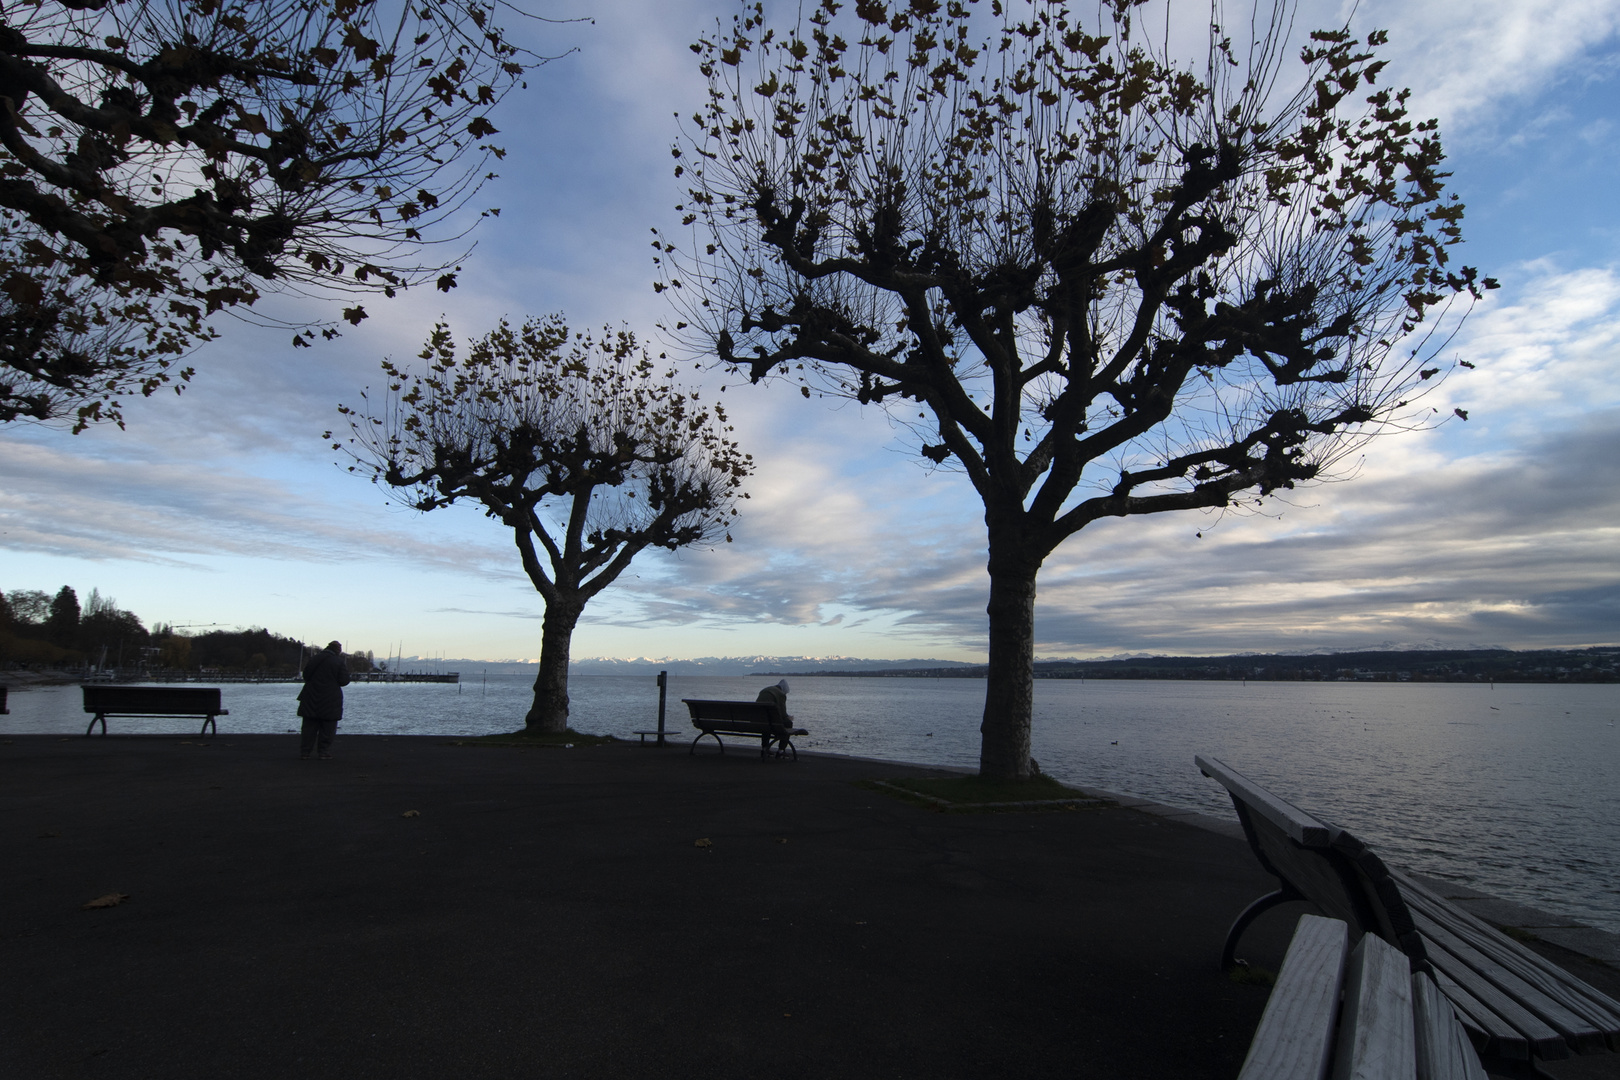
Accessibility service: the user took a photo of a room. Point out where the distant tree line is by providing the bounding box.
[0,585,378,674]
[787,649,1620,685]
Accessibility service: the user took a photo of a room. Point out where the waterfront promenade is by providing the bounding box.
[3,735,1615,1079]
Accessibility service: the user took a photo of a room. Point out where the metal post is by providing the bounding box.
[656,670,668,745]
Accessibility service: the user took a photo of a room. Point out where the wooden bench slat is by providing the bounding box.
[1394,872,1620,1035]
[1197,755,1333,847]
[1241,916,1489,1080]
[1238,914,1348,1080]
[1413,972,1488,1080]
[1336,932,1417,1080]
[1430,969,1532,1062]
[1413,910,1597,1055]
[1405,888,1620,1036]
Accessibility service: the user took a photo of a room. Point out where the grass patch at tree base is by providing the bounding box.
[448,728,617,748]
[862,774,1110,812]
[1227,963,1278,988]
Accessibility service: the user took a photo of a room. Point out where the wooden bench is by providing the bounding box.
[82,685,228,737]
[1199,754,1620,1078]
[681,699,807,760]
[1240,913,1486,1080]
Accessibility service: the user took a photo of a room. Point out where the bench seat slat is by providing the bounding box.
[1394,872,1620,1035]
[1337,932,1417,1080]
[1238,914,1349,1080]
[1414,972,1488,1080]
[1431,969,1529,1062]
[1413,910,1602,1054]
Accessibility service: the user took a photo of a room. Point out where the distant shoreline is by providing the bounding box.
[758,646,1620,684]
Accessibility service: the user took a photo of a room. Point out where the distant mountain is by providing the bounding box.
[772,647,1620,684]
[389,655,982,677]
[387,646,1616,683]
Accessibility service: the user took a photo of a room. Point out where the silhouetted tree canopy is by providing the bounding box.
[45,583,79,645]
[661,0,1494,778]
[78,588,148,661]
[0,0,546,428]
[335,315,754,733]
[186,626,305,672]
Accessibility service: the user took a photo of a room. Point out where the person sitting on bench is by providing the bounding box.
[755,679,792,727]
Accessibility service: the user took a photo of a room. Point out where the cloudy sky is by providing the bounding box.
[2,0,1617,663]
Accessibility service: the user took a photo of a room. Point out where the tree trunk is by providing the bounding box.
[979,536,1041,780]
[525,599,581,733]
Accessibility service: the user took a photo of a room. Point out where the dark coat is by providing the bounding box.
[754,684,789,725]
[298,647,351,720]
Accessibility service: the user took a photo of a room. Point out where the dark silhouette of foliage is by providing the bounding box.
[1,586,50,627]
[0,0,549,429]
[335,315,754,733]
[78,589,148,663]
[661,0,1495,778]
[185,626,305,672]
[45,582,78,646]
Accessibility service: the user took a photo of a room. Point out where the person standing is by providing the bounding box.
[298,640,351,759]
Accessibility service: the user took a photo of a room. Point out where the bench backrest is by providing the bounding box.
[681,699,783,727]
[83,685,224,714]
[1197,755,1429,968]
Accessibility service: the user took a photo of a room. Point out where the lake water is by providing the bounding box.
[8,674,1617,934]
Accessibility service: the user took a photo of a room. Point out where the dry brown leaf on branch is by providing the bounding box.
[82,893,130,910]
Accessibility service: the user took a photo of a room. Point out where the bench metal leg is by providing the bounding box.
[86,713,107,737]
[690,731,724,756]
[201,714,217,737]
[1222,885,1306,971]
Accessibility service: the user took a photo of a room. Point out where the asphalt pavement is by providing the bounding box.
[1,733,1612,1080]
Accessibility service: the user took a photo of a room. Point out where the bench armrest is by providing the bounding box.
[1197,754,1333,848]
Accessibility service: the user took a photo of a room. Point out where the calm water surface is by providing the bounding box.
[9,674,1617,934]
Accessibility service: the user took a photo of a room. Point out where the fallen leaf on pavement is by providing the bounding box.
[82,893,129,910]
[402,810,421,818]
[693,837,712,848]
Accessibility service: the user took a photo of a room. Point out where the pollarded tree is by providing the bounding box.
[334,316,753,733]
[0,0,551,429]
[661,0,1494,779]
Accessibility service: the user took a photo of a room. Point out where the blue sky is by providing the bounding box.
[2,0,1618,663]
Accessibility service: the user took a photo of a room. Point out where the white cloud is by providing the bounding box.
[1353,0,1620,139]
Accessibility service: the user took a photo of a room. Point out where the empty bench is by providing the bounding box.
[681,699,806,760]
[1240,913,1484,1080]
[1199,755,1620,1078]
[82,685,228,737]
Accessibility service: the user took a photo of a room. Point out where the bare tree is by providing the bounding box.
[334,316,753,734]
[0,0,554,429]
[660,0,1495,779]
